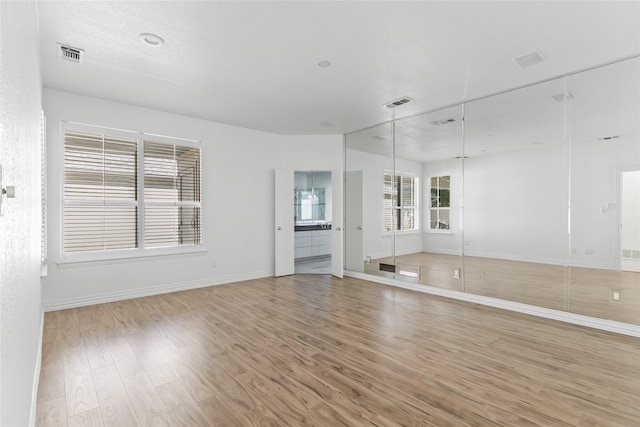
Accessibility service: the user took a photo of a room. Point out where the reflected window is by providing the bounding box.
[429,175,450,230]
[384,172,419,232]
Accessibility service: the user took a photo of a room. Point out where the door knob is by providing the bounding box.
[277,226,282,230]
[357,226,362,230]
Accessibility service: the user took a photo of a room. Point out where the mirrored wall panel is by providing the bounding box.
[345,122,394,274]
[463,78,569,310]
[567,57,640,324]
[344,56,640,325]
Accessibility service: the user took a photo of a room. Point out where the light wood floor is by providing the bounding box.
[37,275,639,426]
[366,252,640,325]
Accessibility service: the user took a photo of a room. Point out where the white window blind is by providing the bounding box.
[143,141,201,248]
[383,172,419,232]
[64,131,138,253]
[62,124,202,258]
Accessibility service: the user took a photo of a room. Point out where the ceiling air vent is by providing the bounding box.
[551,91,575,102]
[597,135,619,141]
[513,51,545,68]
[384,97,413,108]
[58,44,84,64]
[430,118,456,126]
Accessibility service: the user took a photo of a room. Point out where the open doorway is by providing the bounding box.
[294,171,332,274]
[620,169,640,272]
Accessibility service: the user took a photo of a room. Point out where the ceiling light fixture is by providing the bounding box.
[318,60,331,68]
[139,33,164,47]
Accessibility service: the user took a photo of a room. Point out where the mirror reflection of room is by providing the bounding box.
[294,171,332,274]
[345,56,639,325]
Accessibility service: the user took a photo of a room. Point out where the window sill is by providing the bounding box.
[382,230,422,236]
[57,246,207,269]
[424,230,454,235]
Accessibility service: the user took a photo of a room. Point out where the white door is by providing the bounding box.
[331,169,344,278]
[275,169,294,276]
[345,170,364,272]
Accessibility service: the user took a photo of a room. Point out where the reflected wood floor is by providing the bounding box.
[367,252,640,325]
[37,275,640,426]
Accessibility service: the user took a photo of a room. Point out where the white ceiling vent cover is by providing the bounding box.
[551,91,576,102]
[58,44,84,64]
[384,97,413,108]
[513,51,545,68]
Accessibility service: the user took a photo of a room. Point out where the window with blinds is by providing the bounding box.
[144,141,201,248]
[383,172,419,232]
[429,175,450,230]
[63,124,202,258]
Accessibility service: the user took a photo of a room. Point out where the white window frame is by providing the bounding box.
[428,175,451,233]
[59,122,204,265]
[383,170,420,233]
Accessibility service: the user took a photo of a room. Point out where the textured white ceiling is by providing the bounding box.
[37,1,640,135]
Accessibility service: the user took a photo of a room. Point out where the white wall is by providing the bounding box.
[571,137,640,268]
[0,2,44,425]
[462,144,570,265]
[42,89,342,308]
[419,136,639,269]
[345,148,423,260]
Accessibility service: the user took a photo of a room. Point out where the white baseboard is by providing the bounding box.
[344,270,640,337]
[43,270,274,312]
[29,310,45,427]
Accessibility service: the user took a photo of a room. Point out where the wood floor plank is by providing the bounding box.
[91,364,138,427]
[37,337,66,402]
[35,396,67,427]
[68,408,104,427]
[121,372,173,426]
[80,322,114,371]
[62,345,99,416]
[155,380,212,427]
[106,336,144,378]
[37,275,640,427]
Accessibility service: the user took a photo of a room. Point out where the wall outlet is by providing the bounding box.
[611,289,621,302]
[366,256,371,264]
[453,268,461,279]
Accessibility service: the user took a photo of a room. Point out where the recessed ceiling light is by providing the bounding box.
[533,141,543,146]
[319,121,335,127]
[139,33,164,47]
[318,60,331,68]
[513,50,545,68]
